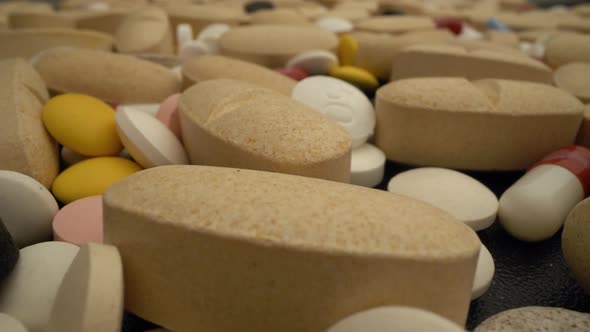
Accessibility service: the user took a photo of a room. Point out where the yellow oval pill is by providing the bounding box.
[329,66,379,91]
[338,34,358,66]
[43,94,123,156]
[52,157,142,204]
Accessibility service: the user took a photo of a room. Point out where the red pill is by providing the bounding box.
[435,17,463,35]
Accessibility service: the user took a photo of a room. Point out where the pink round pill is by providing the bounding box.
[156,94,182,141]
[276,66,309,81]
[52,195,103,246]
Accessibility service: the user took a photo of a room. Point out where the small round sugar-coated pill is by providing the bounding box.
[435,17,463,35]
[316,17,353,33]
[52,157,142,204]
[472,244,494,300]
[46,244,123,332]
[292,75,375,148]
[52,195,103,246]
[475,307,590,332]
[276,66,309,81]
[156,94,181,140]
[116,104,160,117]
[285,50,338,75]
[337,34,357,66]
[0,242,78,332]
[0,218,19,282]
[563,197,590,294]
[0,170,59,247]
[116,107,188,168]
[0,313,28,332]
[350,143,385,188]
[387,168,499,231]
[328,66,379,91]
[43,94,123,157]
[325,306,465,332]
[244,1,274,13]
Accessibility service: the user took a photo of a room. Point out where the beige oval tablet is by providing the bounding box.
[179,79,351,182]
[250,8,309,25]
[554,63,590,103]
[0,58,58,188]
[545,33,590,68]
[475,307,590,332]
[562,197,590,294]
[182,55,296,95]
[355,15,435,34]
[34,47,181,104]
[392,44,552,84]
[0,28,113,61]
[115,6,174,55]
[219,25,338,68]
[103,165,480,331]
[375,78,584,170]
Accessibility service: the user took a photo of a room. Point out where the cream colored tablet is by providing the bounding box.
[316,16,353,33]
[475,307,590,331]
[562,198,590,294]
[392,44,552,84]
[115,6,174,55]
[182,55,296,95]
[350,143,385,188]
[472,244,494,300]
[0,242,79,332]
[0,28,113,60]
[250,9,309,25]
[545,33,590,68]
[103,165,480,331]
[219,25,338,68]
[376,78,584,171]
[0,59,58,189]
[46,244,123,332]
[325,306,465,332]
[34,47,181,104]
[0,313,28,332]
[179,79,351,182]
[576,105,590,149]
[355,15,435,34]
[116,107,188,168]
[387,168,499,231]
[554,63,590,103]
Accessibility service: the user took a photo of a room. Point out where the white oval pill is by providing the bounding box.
[286,50,338,75]
[196,23,231,53]
[176,23,193,51]
[115,107,188,168]
[178,40,213,62]
[292,76,375,148]
[0,313,28,332]
[325,306,465,332]
[387,168,499,231]
[0,171,59,247]
[0,242,78,332]
[116,104,160,117]
[316,17,353,33]
[351,143,385,188]
[472,244,494,300]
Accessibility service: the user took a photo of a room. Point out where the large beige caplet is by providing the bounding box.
[545,33,590,68]
[179,79,351,182]
[0,59,58,188]
[354,15,435,34]
[391,44,553,84]
[219,25,338,68]
[103,165,481,331]
[0,28,113,60]
[115,6,174,55]
[33,47,181,104]
[563,198,590,294]
[375,78,584,171]
[181,55,296,94]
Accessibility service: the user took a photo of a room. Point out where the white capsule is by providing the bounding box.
[351,143,385,188]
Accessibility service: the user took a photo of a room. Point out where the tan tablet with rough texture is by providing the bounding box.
[545,33,590,68]
[115,6,174,55]
[34,47,181,104]
[182,55,296,94]
[0,29,113,60]
[355,15,435,34]
[575,105,590,149]
[103,165,480,331]
[250,8,309,25]
[165,4,245,37]
[76,10,131,36]
[179,79,351,182]
[376,78,584,170]
[0,59,58,189]
[554,63,590,103]
[392,44,552,84]
[219,25,338,68]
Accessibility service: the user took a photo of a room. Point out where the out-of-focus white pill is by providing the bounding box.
[325,306,465,332]
[196,23,231,53]
[351,143,385,188]
[472,244,494,300]
[286,50,338,75]
[0,171,59,247]
[316,17,354,33]
[116,104,160,117]
[0,313,28,332]
[176,24,194,51]
[459,24,484,40]
[178,40,213,62]
[387,167,499,231]
[115,107,188,168]
[292,76,375,148]
[0,242,78,332]
[46,244,123,332]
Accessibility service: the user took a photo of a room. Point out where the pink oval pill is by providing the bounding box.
[156,94,182,141]
[53,195,103,246]
[276,66,309,81]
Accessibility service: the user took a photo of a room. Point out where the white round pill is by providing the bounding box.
[178,40,213,62]
[117,104,160,117]
[472,244,494,300]
[387,168,498,231]
[351,143,385,188]
[176,24,194,51]
[0,313,28,332]
[292,76,375,148]
[115,107,188,168]
[325,306,465,332]
[0,171,59,247]
[196,23,231,53]
[286,50,339,75]
[459,24,484,40]
[316,17,354,33]
[0,242,79,332]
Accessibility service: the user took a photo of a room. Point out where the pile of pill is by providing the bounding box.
[0,0,590,331]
